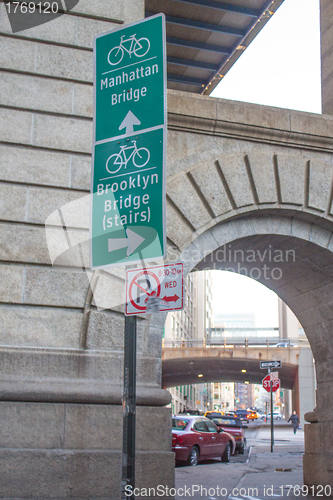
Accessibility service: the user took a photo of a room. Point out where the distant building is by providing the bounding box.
[211,381,234,411]
[164,270,213,414]
[214,313,255,329]
[212,313,256,410]
[278,298,316,420]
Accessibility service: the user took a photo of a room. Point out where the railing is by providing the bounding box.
[162,337,308,348]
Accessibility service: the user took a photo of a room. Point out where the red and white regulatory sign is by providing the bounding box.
[125,263,184,316]
[262,374,281,392]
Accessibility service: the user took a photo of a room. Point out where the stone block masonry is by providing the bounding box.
[0,0,175,497]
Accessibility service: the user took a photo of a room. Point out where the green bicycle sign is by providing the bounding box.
[94,14,166,143]
[106,140,150,174]
[107,33,150,65]
[91,14,166,269]
[91,128,165,269]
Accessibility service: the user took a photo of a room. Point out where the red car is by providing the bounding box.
[172,415,236,466]
[208,415,247,454]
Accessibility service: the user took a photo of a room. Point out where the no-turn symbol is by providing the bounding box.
[125,263,184,315]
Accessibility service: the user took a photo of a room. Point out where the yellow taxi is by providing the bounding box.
[204,410,224,418]
[249,410,259,420]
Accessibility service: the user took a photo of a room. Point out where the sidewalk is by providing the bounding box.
[249,421,305,452]
[233,423,306,499]
[174,423,332,499]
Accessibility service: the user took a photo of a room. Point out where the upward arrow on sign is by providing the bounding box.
[119,111,141,135]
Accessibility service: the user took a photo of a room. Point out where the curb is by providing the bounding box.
[246,445,252,463]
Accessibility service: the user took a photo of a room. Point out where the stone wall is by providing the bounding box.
[321,0,333,114]
[0,1,174,498]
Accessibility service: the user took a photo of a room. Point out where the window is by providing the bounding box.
[193,420,208,432]
[206,420,218,433]
[172,419,188,430]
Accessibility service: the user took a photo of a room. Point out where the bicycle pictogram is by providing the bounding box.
[108,33,150,66]
[106,140,150,174]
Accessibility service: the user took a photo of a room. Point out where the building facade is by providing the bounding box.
[164,270,213,413]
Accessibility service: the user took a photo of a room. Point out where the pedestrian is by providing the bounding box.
[288,410,300,434]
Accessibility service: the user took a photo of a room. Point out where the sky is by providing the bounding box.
[210,0,321,327]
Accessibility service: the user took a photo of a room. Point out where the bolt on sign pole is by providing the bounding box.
[121,313,137,499]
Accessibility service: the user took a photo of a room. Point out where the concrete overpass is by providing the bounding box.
[162,340,300,388]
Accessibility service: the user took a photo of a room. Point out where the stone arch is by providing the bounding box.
[165,148,333,253]
[158,197,333,489]
[157,131,333,488]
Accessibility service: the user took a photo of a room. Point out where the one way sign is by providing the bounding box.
[260,360,282,369]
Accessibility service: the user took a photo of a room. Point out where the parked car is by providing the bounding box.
[172,415,235,466]
[225,411,236,417]
[207,415,247,454]
[179,409,202,416]
[234,409,251,423]
[204,410,224,418]
[275,342,295,347]
[261,412,283,420]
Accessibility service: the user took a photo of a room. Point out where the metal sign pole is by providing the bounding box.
[121,314,137,499]
[268,368,274,452]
